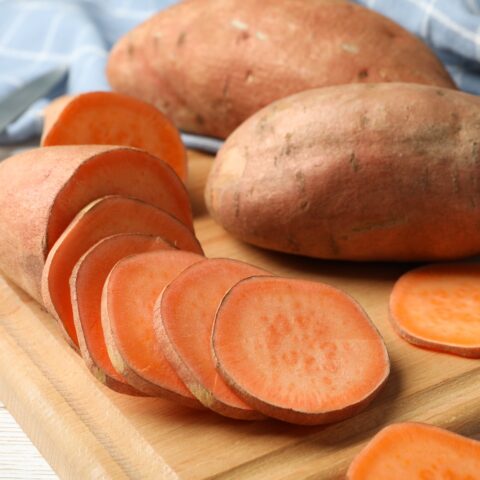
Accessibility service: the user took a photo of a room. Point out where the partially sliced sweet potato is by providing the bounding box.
[71,233,174,394]
[0,145,193,302]
[212,276,390,425]
[102,250,205,406]
[347,422,480,479]
[155,258,269,419]
[42,195,203,348]
[42,92,187,181]
[390,263,480,358]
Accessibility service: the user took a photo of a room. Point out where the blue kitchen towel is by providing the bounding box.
[0,0,479,146]
[354,0,480,93]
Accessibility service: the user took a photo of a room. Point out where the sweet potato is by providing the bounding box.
[42,195,202,348]
[154,258,268,419]
[206,83,480,261]
[347,422,480,479]
[107,0,455,138]
[390,263,480,358]
[0,145,193,302]
[101,250,205,405]
[71,233,173,394]
[212,276,389,425]
[42,92,187,180]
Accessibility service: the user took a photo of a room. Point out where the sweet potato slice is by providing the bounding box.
[347,422,480,479]
[42,195,203,348]
[102,250,205,406]
[71,233,174,394]
[212,276,390,425]
[42,92,187,181]
[390,263,480,358]
[155,258,268,419]
[0,145,192,302]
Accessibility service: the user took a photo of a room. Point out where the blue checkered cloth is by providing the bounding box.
[0,0,479,146]
[356,0,480,93]
[0,0,177,144]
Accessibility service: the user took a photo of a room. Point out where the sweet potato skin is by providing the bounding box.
[0,145,104,302]
[0,145,192,302]
[206,83,480,261]
[107,0,455,138]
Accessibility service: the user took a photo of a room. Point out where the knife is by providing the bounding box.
[0,66,68,134]
[180,132,223,154]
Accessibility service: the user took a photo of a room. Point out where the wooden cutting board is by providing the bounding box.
[1,150,479,480]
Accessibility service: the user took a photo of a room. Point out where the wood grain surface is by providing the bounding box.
[0,149,479,479]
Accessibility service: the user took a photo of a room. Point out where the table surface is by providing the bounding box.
[0,401,57,479]
[0,144,56,480]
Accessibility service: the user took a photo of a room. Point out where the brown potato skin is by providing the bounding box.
[107,0,455,139]
[206,83,480,262]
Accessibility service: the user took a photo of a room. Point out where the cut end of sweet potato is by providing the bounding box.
[42,92,187,181]
[46,146,193,252]
[347,422,480,479]
[101,250,205,407]
[0,145,193,304]
[42,195,202,348]
[71,233,174,394]
[212,276,390,425]
[390,263,480,358]
[155,258,269,420]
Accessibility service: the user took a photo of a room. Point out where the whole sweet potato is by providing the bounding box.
[206,83,480,261]
[107,0,455,139]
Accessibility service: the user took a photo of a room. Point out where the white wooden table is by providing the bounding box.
[0,401,57,479]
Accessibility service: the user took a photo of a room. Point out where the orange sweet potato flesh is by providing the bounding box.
[71,233,174,394]
[212,276,390,425]
[206,83,480,261]
[41,92,187,181]
[42,195,202,348]
[347,422,480,479]
[107,0,455,138]
[155,258,268,419]
[102,250,205,406]
[0,145,193,303]
[390,263,480,358]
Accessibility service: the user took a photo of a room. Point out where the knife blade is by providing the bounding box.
[180,133,223,154]
[0,66,68,134]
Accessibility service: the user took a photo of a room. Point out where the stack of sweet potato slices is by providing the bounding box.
[0,141,390,425]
